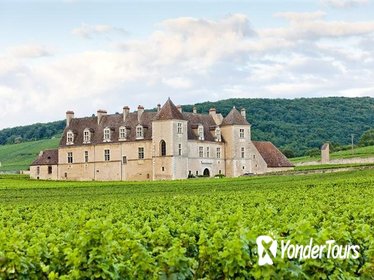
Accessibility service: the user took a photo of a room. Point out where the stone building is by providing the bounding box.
[30,98,294,181]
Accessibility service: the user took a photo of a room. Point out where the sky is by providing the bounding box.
[1,0,374,129]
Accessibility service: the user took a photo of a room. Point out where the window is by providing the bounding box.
[239,128,245,138]
[215,127,221,142]
[206,147,210,158]
[119,126,127,140]
[66,130,74,145]
[177,122,183,134]
[160,140,166,156]
[241,147,245,158]
[122,156,127,164]
[217,147,221,158]
[199,146,204,157]
[103,127,111,142]
[104,149,110,161]
[196,171,199,176]
[198,125,204,140]
[178,144,182,156]
[219,170,222,174]
[36,166,40,175]
[136,125,144,139]
[48,166,52,174]
[138,147,144,159]
[67,152,73,164]
[162,167,165,171]
[84,151,89,163]
[83,129,91,143]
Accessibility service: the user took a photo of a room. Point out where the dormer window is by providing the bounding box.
[83,128,91,144]
[198,125,204,141]
[119,126,127,140]
[136,125,144,139]
[103,127,111,142]
[215,127,221,142]
[66,130,74,145]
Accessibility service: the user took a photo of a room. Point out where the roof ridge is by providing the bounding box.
[154,99,184,121]
[221,107,250,126]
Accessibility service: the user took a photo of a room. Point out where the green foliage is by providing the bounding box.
[1,97,373,158]
[0,120,64,145]
[291,145,374,164]
[0,138,60,171]
[186,97,374,157]
[0,170,373,278]
[359,128,374,147]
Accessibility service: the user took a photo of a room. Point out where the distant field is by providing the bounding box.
[290,145,374,164]
[0,170,373,278]
[0,138,60,171]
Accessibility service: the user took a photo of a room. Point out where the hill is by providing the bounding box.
[0,97,373,157]
[291,145,374,164]
[0,138,60,171]
[189,97,373,156]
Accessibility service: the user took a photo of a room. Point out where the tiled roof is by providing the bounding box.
[154,98,184,121]
[182,112,219,142]
[221,107,250,126]
[60,111,157,147]
[252,141,294,168]
[60,101,225,146]
[30,149,58,166]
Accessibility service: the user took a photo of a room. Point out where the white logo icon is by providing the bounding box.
[256,235,278,266]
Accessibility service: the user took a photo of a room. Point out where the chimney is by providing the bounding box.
[177,105,182,113]
[157,104,161,112]
[241,108,246,119]
[193,106,197,114]
[209,107,216,117]
[66,111,74,127]
[123,106,129,122]
[97,109,107,125]
[138,105,144,122]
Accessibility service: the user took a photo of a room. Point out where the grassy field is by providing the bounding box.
[290,145,374,164]
[0,170,373,278]
[0,138,60,171]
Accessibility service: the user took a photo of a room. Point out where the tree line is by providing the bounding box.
[0,97,373,157]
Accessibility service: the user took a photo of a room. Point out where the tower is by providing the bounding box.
[152,98,188,180]
[220,107,252,177]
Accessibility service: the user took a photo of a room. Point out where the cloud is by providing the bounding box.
[72,23,127,39]
[8,44,52,58]
[264,13,374,40]
[1,13,374,129]
[321,0,369,8]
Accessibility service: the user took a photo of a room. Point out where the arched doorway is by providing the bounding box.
[203,168,210,177]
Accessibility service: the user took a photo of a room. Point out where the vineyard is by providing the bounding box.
[0,170,373,279]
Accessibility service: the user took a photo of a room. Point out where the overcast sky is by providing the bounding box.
[1,0,374,129]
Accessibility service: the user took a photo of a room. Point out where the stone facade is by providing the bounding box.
[321,143,330,164]
[30,99,294,181]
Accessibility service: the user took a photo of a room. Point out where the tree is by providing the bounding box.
[359,128,374,147]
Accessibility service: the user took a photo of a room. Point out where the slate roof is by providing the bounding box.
[221,107,250,126]
[30,149,59,166]
[252,141,294,168]
[154,98,184,121]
